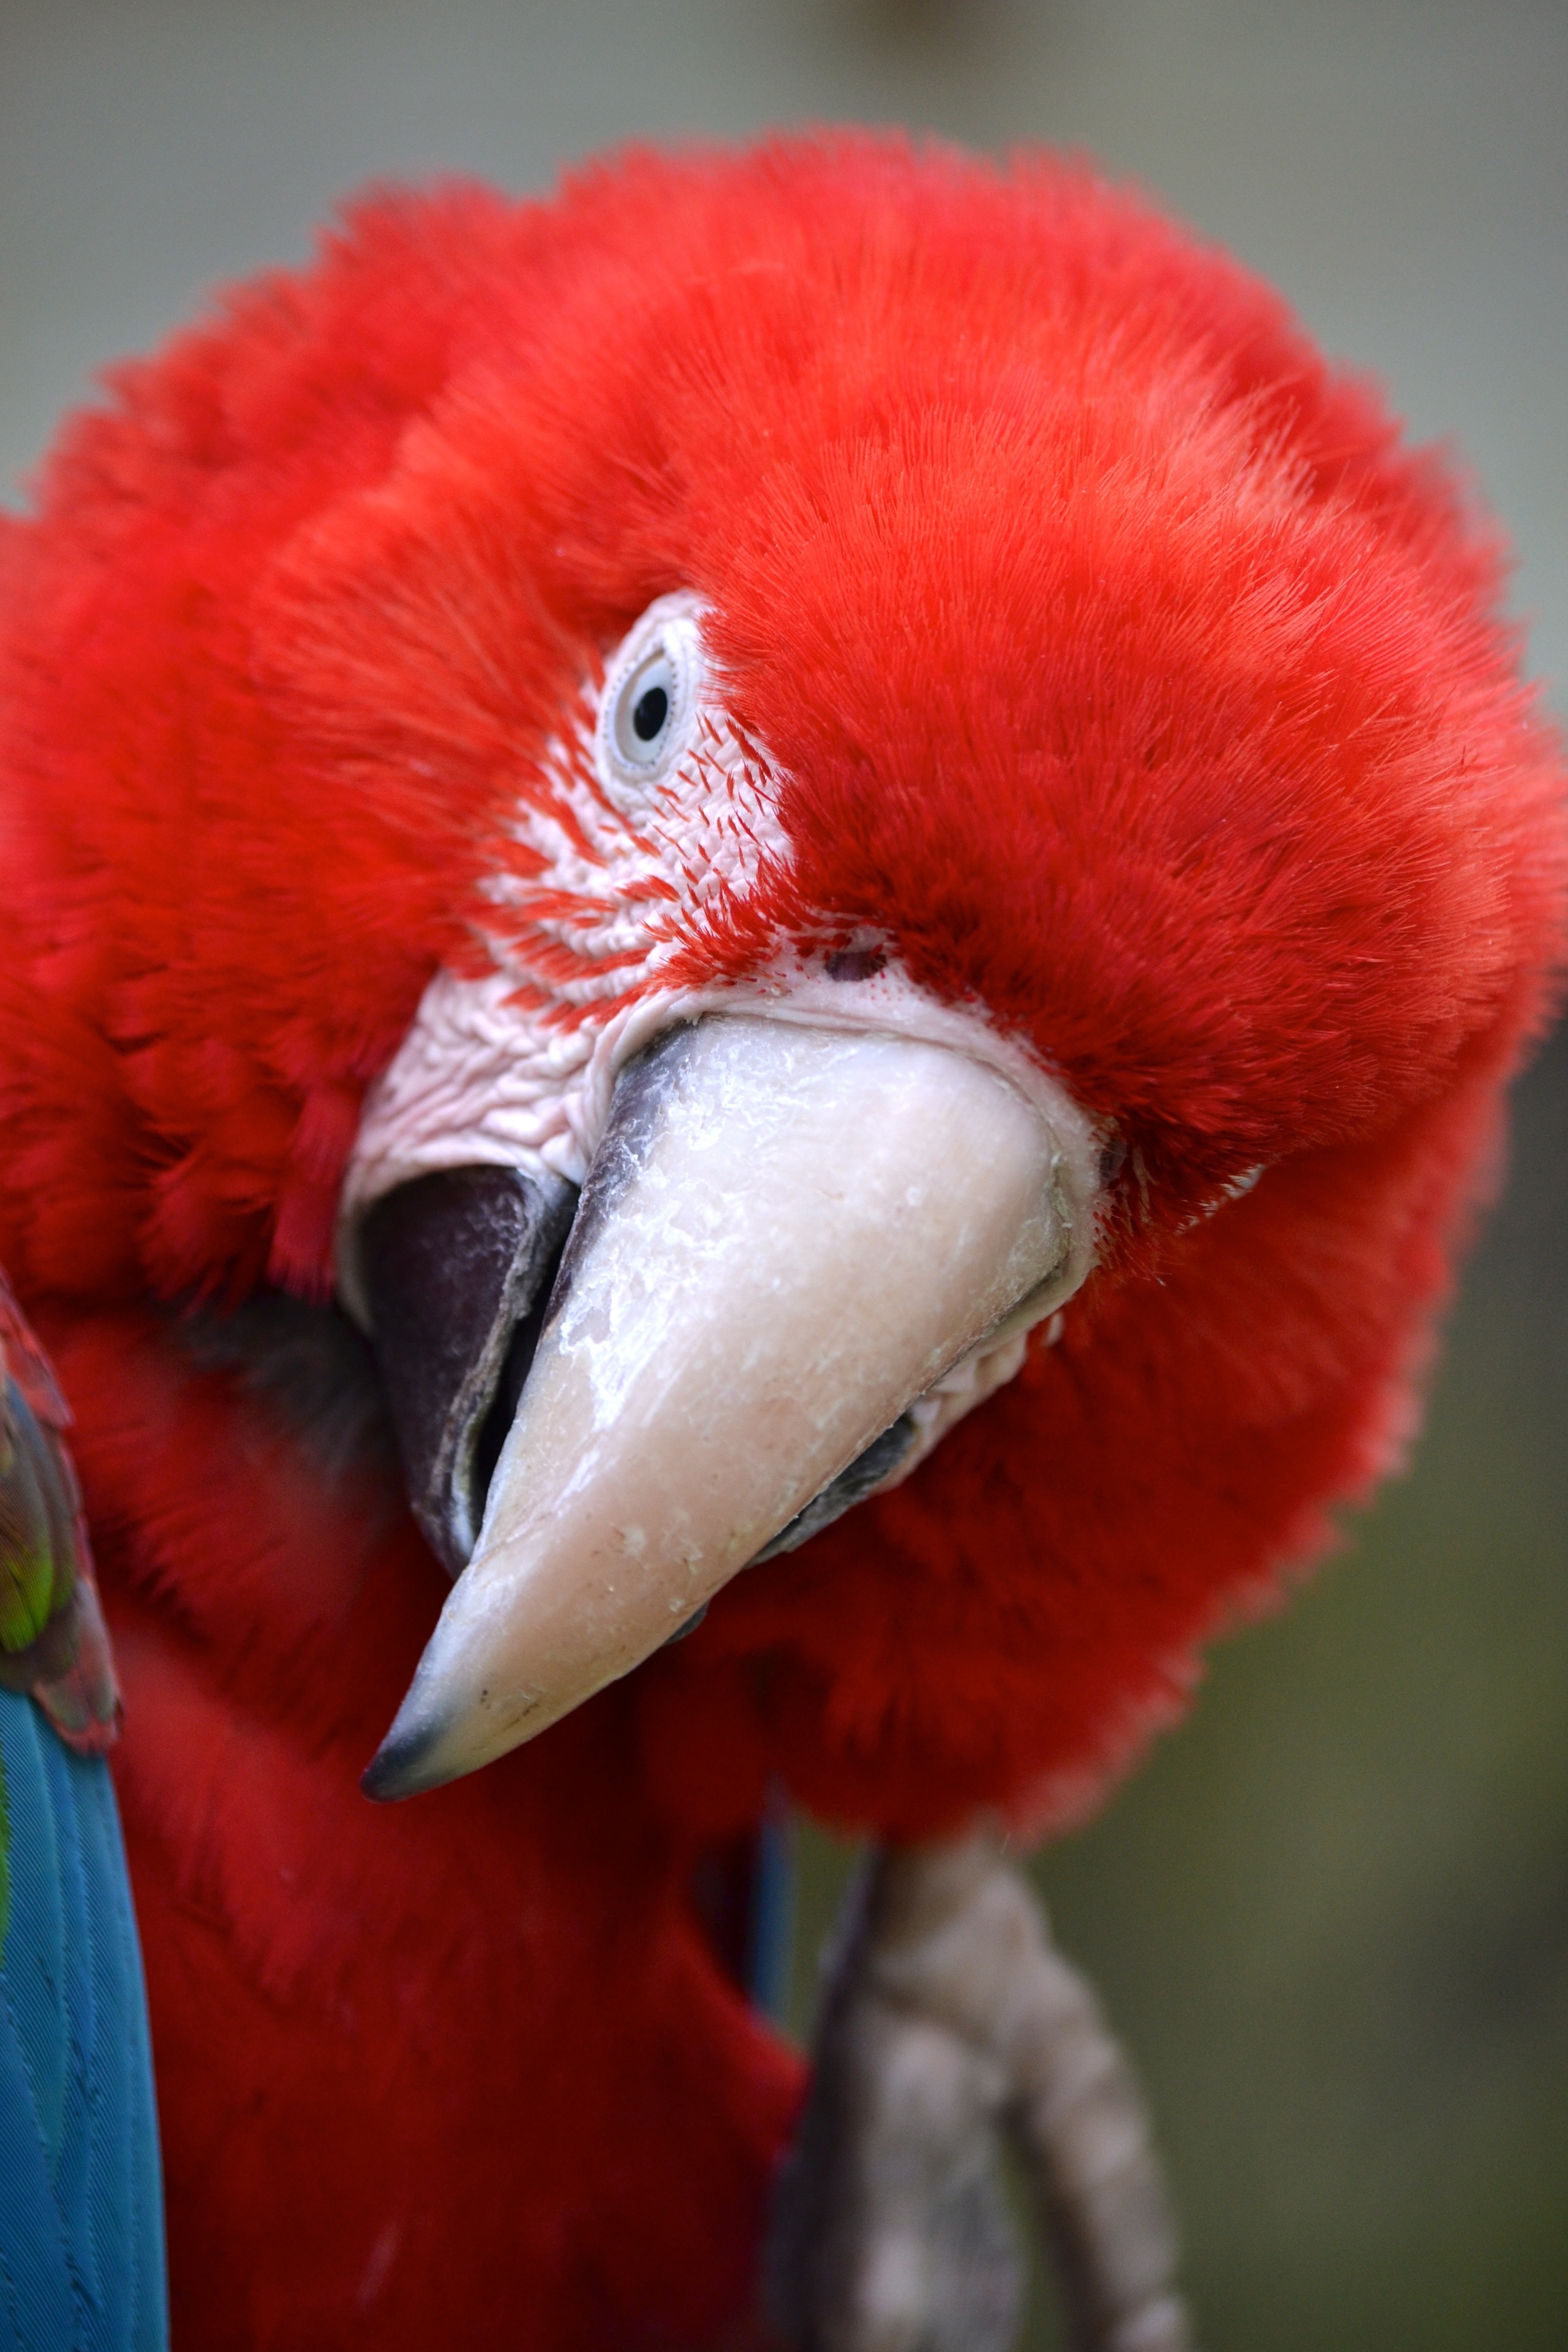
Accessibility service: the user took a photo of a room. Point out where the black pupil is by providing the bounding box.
[632,684,669,742]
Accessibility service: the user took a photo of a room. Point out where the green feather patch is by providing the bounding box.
[0,1379,76,1656]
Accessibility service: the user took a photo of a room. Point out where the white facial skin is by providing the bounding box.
[348,598,1107,1798]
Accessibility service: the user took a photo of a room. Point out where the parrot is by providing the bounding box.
[1,1275,168,2351]
[0,130,1563,2351]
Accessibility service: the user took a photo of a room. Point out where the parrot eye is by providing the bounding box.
[598,596,706,799]
[617,655,674,764]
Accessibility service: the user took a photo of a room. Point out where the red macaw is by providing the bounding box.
[0,133,1562,2350]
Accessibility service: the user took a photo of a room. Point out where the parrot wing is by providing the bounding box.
[0,1275,168,2351]
[0,1688,169,2352]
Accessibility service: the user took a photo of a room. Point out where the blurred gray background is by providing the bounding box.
[3,3,1564,2345]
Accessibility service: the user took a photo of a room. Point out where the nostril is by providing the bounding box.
[825,949,886,983]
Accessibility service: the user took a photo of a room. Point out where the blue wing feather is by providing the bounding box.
[746,1797,796,2027]
[0,1691,167,2352]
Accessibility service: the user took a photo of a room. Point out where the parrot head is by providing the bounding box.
[2,138,1562,1815]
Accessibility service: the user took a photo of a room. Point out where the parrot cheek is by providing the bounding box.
[359,1012,1102,1801]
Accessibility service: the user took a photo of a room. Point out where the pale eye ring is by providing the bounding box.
[615,651,677,767]
[598,597,706,799]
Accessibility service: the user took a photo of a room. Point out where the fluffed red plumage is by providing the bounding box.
[1,133,1563,2345]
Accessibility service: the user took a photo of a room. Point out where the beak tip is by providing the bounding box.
[361,1718,451,1804]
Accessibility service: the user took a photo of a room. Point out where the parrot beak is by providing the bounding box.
[362,1013,1099,1800]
